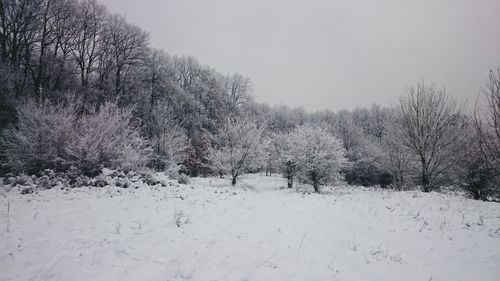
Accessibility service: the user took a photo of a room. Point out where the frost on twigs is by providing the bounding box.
[287,125,348,193]
[208,116,266,186]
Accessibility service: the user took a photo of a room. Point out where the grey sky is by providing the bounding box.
[101,0,500,111]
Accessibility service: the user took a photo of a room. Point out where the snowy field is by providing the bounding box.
[1,174,499,281]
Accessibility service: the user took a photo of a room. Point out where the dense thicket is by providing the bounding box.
[1,0,498,199]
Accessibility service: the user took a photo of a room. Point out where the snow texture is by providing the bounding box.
[1,174,499,281]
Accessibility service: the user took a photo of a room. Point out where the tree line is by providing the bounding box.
[1,0,498,200]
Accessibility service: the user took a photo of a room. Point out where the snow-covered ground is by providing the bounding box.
[1,174,499,281]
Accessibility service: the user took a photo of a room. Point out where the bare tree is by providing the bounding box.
[395,81,467,192]
[0,0,43,94]
[382,113,411,189]
[71,0,106,100]
[48,0,78,91]
[222,73,253,112]
[472,68,500,194]
[102,14,148,98]
[474,69,500,171]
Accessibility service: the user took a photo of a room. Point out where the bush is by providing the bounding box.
[10,174,33,187]
[378,172,394,188]
[140,172,160,186]
[66,102,152,176]
[1,99,75,174]
[464,163,497,201]
[1,99,152,176]
[177,173,190,185]
[345,161,393,187]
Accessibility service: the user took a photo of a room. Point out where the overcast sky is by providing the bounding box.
[101,0,500,111]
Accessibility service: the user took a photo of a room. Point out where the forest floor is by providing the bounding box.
[1,173,499,281]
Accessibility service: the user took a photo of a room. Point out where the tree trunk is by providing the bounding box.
[473,189,480,200]
[286,161,294,188]
[287,176,293,188]
[313,181,320,193]
[422,172,430,192]
[420,156,431,192]
[311,171,320,193]
[231,176,237,186]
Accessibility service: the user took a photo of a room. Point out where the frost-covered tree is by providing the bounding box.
[99,14,149,99]
[222,73,253,113]
[1,99,76,173]
[208,116,265,185]
[458,125,495,200]
[65,101,152,175]
[473,69,500,178]
[288,125,348,192]
[147,101,188,171]
[274,133,297,188]
[334,110,364,160]
[71,0,107,96]
[469,68,500,198]
[395,81,467,192]
[381,113,411,189]
[261,135,280,176]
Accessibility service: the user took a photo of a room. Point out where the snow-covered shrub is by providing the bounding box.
[34,169,58,189]
[65,102,152,176]
[35,175,53,189]
[2,99,151,177]
[93,175,109,187]
[288,125,348,192]
[140,172,160,186]
[20,186,35,195]
[165,164,182,180]
[114,177,131,188]
[73,175,91,188]
[177,173,190,185]
[10,174,33,187]
[59,166,81,186]
[1,99,76,174]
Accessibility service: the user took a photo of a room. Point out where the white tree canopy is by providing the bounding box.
[208,116,265,185]
[288,124,348,192]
